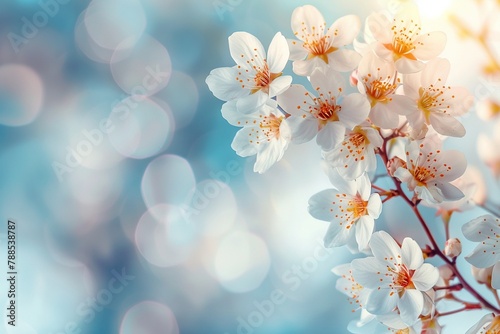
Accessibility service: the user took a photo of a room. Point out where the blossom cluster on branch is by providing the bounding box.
[206,2,500,333]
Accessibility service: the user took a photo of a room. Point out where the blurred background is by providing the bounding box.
[0,0,499,333]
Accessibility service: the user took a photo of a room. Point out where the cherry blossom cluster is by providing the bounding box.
[206,2,500,333]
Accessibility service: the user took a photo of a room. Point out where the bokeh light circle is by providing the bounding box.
[155,71,198,129]
[84,0,146,51]
[141,154,196,208]
[0,64,43,126]
[135,204,197,267]
[108,97,174,159]
[110,35,172,96]
[214,231,271,293]
[120,301,179,334]
[189,180,237,237]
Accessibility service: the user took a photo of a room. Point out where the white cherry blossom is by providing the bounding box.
[352,231,439,326]
[366,5,446,73]
[393,139,467,204]
[462,215,500,289]
[403,58,473,137]
[222,100,291,173]
[288,5,361,76]
[323,124,383,180]
[356,52,413,129]
[206,32,292,113]
[278,68,370,151]
[308,172,381,252]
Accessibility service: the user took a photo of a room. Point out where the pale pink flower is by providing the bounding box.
[393,139,467,204]
[366,5,446,73]
[288,5,361,76]
[356,52,413,129]
[403,58,473,137]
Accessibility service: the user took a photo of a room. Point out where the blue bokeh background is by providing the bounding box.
[0,0,499,333]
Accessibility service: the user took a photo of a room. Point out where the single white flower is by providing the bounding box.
[366,4,447,73]
[278,68,370,151]
[206,32,292,113]
[466,313,500,334]
[403,58,473,137]
[308,173,382,252]
[222,100,291,173]
[352,231,439,326]
[356,52,413,129]
[288,5,361,76]
[323,124,383,180]
[393,139,467,204]
[462,215,500,288]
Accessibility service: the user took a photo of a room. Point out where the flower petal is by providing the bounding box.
[355,215,374,252]
[287,116,318,144]
[206,67,249,101]
[412,263,439,291]
[420,58,450,88]
[288,39,308,61]
[466,243,500,268]
[236,91,269,114]
[338,93,370,129]
[267,32,289,73]
[269,75,293,98]
[429,113,466,137]
[366,12,392,43]
[462,215,499,242]
[231,127,259,157]
[328,49,361,72]
[365,287,399,315]
[398,289,424,326]
[352,257,391,288]
[369,102,401,129]
[308,189,338,222]
[229,32,266,69]
[395,57,425,74]
[328,15,361,47]
[412,31,447,61]
[367,193,382,219]
[317,121,346,151]
[291,5,326,42]
[254,139,287,173]
[369,231,402,266]
[401,238,424,270]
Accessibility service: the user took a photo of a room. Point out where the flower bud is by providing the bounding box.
[444,238,462,258]
[387,157,407,177]
[471,265,493,288]
[438,265,454,282]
